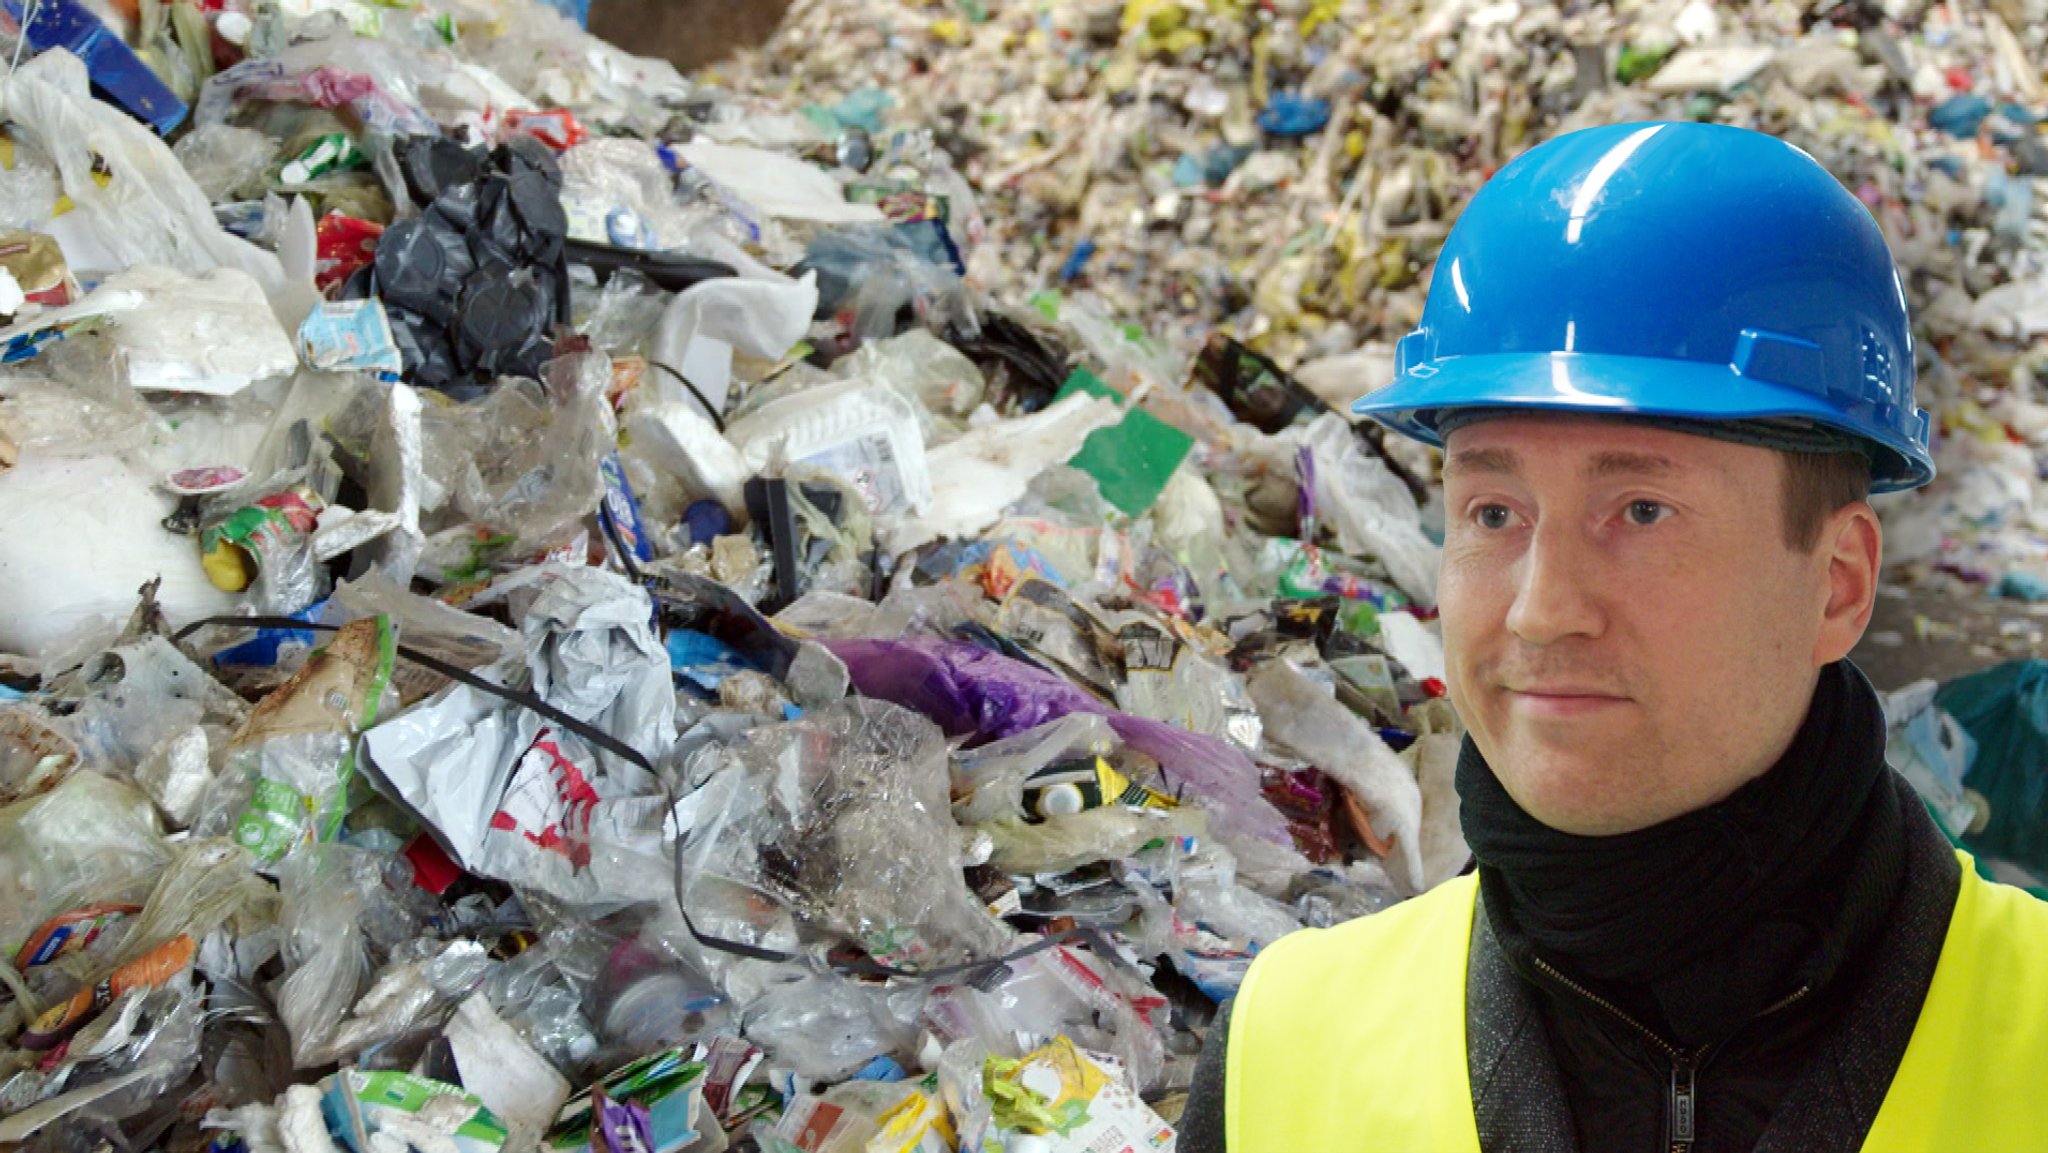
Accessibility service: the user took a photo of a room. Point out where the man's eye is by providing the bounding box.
[1475,504,1514,530]
[1626,500,1671,526]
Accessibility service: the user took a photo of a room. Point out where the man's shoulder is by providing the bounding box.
[1258,871,1481,975]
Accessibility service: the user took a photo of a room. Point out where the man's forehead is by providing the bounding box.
[1442,414,1767,482]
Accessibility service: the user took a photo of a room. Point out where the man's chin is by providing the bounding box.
[1492,746,1661,835]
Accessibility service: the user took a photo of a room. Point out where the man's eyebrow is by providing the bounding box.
[1585,451,1682,480]
[1443,446,1520,476]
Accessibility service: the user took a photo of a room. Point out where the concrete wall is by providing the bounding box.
[588,0,792,72]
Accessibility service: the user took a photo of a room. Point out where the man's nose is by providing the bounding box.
[1505,519,1606,646]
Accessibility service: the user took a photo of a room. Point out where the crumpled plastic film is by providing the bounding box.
[720,698,1015,971]
[12,0,2041,1142]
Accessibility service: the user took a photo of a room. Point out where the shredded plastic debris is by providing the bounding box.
[0,0,2042,1147]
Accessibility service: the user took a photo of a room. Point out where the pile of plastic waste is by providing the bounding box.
[707,0,2048,605]
[0,0,1472,1147]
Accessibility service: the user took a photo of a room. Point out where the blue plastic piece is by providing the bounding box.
[1353,122,1936,493]
[1936,661,2048,880]
[1929,94,1993,138]
[212,600,327,667]
[1059,239,1097,283]
[5,0,187,134]
[682,499,732,546]
[1997,572,2048,603]
[830,88,894,135]
[1172,154,1205,188]
[1202,144,1253,185]
[1256,92,1332,138]
[849,1056,909,1082]
[665,629,756,695]
[530,0,589,25]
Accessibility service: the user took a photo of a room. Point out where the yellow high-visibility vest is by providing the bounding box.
[1226,853,2048,1152]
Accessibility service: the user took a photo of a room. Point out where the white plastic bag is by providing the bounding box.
[0,50,283,303]
[673,141,886,225]
[1249,660,1426,888]
[649,270,819,422]
[1295,413,1441,604]
[0,454,238,660]
[885,392,1121,552]
[99,266,298,396]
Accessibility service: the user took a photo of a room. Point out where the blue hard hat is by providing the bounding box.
[1352,122,1935,492]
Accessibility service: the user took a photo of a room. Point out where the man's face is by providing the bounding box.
[1439,415,1841,836]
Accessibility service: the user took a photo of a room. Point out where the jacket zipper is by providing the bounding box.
[1530,956,1812,1153]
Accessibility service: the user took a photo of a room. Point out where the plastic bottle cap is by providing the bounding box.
[216,10,252,44]
[1034,782,1086,819]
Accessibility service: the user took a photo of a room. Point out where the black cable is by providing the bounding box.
[174,614,1116,983]
[597,503,646,585]
[650,360,727,434]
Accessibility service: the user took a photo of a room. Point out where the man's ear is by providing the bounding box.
[1814,501,1882,666]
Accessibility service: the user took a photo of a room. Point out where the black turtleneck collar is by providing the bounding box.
[1458,661,1905,1049]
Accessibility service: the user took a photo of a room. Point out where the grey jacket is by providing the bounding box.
[1177,794,1961,1152]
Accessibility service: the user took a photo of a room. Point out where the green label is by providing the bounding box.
[234,776,310,862]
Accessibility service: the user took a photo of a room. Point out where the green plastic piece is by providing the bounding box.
[1056,368,1194,517]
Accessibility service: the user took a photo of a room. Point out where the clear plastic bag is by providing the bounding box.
[0,704,80,806]
[573,267,670,357]
[191,617,395,867]
[113,839,279,968]
[53,979,208,1130]
[739,971,919,1081]
[0,128,60,231]
[952,712,1120,825]
[717,698,1014,971]
[323,938,493,1062]
[843,329,988,424]
[802,225,975,345]
[331,570,517,675]
[480,935,604,1075]
[130,726,215,831]
[272,843,427,1069]
[418,371,616,560]
[0,338,160,461]
[560,138,700,253]
[0,771,168,956]
[982,946,1167,1095]
[173,125,279,205]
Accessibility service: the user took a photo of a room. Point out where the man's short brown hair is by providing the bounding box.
[1781,450,1871,552]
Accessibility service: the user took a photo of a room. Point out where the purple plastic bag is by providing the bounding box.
[824,637,1293,846]
[593,1086,655,1153]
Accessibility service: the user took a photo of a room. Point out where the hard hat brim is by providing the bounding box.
[1351,352,1934,493]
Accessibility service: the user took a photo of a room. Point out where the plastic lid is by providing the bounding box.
[507,168,568,242]
[215,10,252,43]
[1033,782,1087,819]
[374,219,473,323]
[836,126,875,172]
[400,137,485,205]
[453,276,547,371]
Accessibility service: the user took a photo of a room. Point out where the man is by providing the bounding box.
[1179,122,2048,1152]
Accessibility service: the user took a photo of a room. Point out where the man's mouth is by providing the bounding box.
[1502,685,1631,716]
